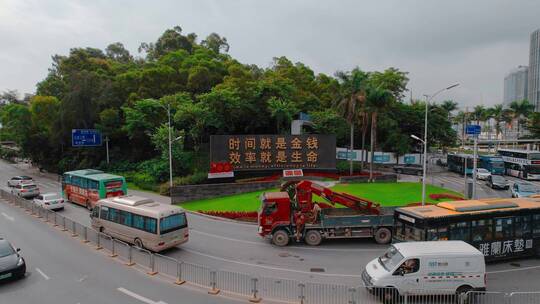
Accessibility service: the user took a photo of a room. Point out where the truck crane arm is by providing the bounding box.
[281,180,381,215]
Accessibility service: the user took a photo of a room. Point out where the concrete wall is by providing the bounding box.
[172,181,280,204]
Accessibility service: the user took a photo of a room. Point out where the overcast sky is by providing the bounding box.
[1,0,539,108]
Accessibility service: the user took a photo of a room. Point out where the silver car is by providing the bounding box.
[7,176,33,187]
[10,183,40,199]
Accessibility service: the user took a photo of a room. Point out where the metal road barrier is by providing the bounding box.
[2,189,540,304]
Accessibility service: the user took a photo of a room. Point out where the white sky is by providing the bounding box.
[1,0,539,109]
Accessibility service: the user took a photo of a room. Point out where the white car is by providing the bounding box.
[33,193,65,210]
[475,168,491,180]
[7,176,34,187]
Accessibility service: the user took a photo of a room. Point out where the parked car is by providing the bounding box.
[10,183,40,199]
[6,176,33,187]
[486,175,509,190]
[33,193,64,211]
[511,182,540,198]
[475,168,491,180]
[0,238,26,282]
[392,164,423,176]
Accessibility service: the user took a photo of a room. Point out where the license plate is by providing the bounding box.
[51,201,58,204]
[0,273,12,280]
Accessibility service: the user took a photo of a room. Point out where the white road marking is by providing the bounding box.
[487,265,540,274]
[190,229,385,252]
[35,268,50,280]
[1,212,14,221]
[183,248,362,278]
[117,287,168,304]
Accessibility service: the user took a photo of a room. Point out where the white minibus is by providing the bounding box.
[363,241,485,300]
[90,195,188,252]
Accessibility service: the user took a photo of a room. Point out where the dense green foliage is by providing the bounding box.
[0,26,459,185]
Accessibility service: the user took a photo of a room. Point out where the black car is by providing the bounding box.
[486,175,509,190]
[0,239,26,282]
[393,164,423,176]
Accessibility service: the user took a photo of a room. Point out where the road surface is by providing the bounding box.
[2,159,540,291]
[0,196,240,304]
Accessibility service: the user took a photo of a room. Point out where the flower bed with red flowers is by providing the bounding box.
[198,210,258,220]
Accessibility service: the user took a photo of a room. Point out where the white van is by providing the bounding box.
[363,241,485,299]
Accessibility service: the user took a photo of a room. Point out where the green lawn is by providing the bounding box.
[179,182,463,212]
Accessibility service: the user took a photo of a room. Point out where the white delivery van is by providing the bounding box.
[363,241,485,299]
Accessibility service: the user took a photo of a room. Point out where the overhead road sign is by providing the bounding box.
[466,125,481,135]
[72,129,102,147]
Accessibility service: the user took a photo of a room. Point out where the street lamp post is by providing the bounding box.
[418,83,460,206]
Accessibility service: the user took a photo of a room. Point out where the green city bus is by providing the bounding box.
[62,169,127,210]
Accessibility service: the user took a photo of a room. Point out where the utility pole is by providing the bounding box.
[472,134,478,199]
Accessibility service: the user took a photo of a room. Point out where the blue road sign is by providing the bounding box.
[72,129,102,147]
[466,125,481,135]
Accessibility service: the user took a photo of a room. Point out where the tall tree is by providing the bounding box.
[489,104,504,140]
[267,97,298,134]
[366,85,394,181]
[201,33,230,53]
[335,68,369,174]
[509,99,535,136]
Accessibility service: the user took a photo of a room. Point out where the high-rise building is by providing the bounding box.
[528,29,540,111]
[504,65,528,108]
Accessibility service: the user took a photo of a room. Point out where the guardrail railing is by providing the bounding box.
[1,189,539,304]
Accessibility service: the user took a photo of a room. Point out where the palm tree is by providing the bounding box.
[440,100,458,120]
[502,109,514,140]
[366,85,394,181]
[335,68,369,174]
[509,99,535,136]
[267,97,297,134]
[472,105,485,126]
[489,104,504,140]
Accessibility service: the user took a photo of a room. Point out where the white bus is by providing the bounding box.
[497,148,540,180]
[90,195,188,252]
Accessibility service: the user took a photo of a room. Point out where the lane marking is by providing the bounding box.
[183,248,362,278]
[35,268,50,280]
[488,265,540,274]
[1,212,14,221]
[190,229,386,252]
[117,287,168,304]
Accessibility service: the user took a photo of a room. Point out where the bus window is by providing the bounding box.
[471,219,493,242]
[119,210,132,226]
[515,216,531,238]
[109,208,119,223]
[160,213,187,235]
[100,206,109,219]
[81,178,88,189]
[449,222,470,242]
[133,214,145,230]
[495,218,513,239]
[145,218,157,234]
[533,215,540,237]
[427,228,438,241]
[88,180,99,190]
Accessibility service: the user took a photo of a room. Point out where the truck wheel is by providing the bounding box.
[304,230,322,246]
[374,227,392,244]
[272,230,290,247]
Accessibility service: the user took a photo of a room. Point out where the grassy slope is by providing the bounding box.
[179,182,463,212]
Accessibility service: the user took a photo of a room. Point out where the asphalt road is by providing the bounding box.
[0,196,239,304]
[1,160,540,291]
